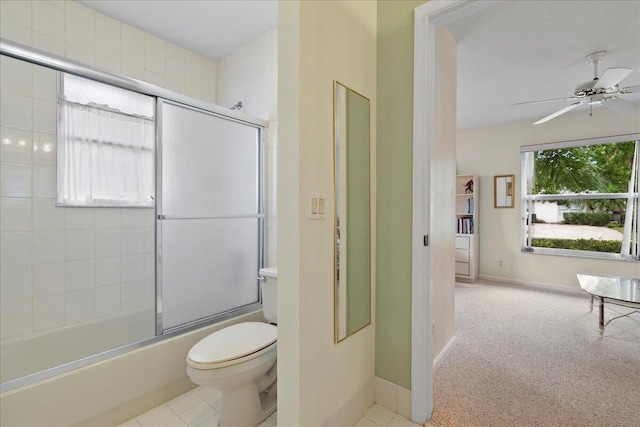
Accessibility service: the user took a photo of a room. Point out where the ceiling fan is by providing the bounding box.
[513,51,640,125]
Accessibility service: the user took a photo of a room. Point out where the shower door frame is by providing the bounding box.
[0,38,268,393]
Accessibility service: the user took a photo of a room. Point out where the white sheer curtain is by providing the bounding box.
[57,74,155,207]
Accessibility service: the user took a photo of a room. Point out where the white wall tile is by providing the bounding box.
[65,259,94,291]
[185,60,202,87]
[1,231,32,267]
[94,54,120,74]
[32,1,65,40]
[1,197,32,231]
[1,162,32,198]
[121,227,144,255]
[95,284,120,317]
[165,42,184,57]
[32,131,56,166]
[325,406,346,427]
[145,43,165,75]
[345,396,363,427]
[1,56,33,97]
[121,62,145,81]
[1,299,32,337]
[66,11,94,51]
[31,31,65,56]
[95,256,120,287]
[144,70,164,88]
[0,1,32,28]
[32,198,65,231]
[0,265,32,302]
[396,386,411,420]
[121,254,144,283]
[144,227,154,253]
[66,288,94,323]
[1,127,32,164]
[184,84,202,100]
[65,207,95,229]
[95,228,121,258]
[165,77,185,94]
[65,1,93,19]
[32,230,65,264]
[32,66,58,101]
[95,24,120,59]
[94,208,121,229]
[65,229,95,260]
[121,23,144,41]
[184,50,201,64]
[94,12,119,31]
[65,43,95,66]
[144,253,154,280]
[144,32,164,49]
[375,377,397,412]
[121,280,145,311]
[32,98,57,133]
[32,165,56,198]
[121,35,145,68]
[0,21,32,46]
[121,209,145,228]
[33,262,66,296]
[1,91,32,130]
[33,293,65,330]
[165,53,184,81]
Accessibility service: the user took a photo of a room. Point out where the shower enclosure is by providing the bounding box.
[0,39,266,391]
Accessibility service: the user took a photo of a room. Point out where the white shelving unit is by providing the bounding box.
[455,174,479,283]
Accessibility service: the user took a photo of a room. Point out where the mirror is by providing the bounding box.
[334,81,371,343]
[494,174,515,208]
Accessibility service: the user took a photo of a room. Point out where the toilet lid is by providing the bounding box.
[188,322,277,365]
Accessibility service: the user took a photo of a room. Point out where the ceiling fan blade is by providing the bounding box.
[533,102,583,125]
[512,96,578,106]
[618,84,640,94]
[593,67,633,89]
[602,97,640,114]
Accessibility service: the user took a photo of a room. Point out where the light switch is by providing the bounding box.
[308,192,326,220]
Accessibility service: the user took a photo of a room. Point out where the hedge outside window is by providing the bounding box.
[521,135,639,261]
[57,73,155,207]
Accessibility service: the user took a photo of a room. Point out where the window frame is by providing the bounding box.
[521,133,640,262]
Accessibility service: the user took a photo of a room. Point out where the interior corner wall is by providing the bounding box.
[432,25,457,359]
[376,0,425,390]
[457,109,640,288]
[278,1,377,425]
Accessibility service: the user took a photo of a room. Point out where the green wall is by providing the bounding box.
[376,0,425,389]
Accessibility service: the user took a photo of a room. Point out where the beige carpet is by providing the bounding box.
[431,280,640,427]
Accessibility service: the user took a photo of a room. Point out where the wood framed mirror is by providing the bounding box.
[333,81,371,343]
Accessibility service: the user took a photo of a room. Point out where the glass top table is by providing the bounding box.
[577,273,640,336]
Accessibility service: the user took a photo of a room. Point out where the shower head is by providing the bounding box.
[230,101,243,111]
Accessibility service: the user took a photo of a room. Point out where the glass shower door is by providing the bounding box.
[157,100,263,332]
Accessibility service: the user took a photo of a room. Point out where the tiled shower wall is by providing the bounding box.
[216,28,278,267]
[0,0,221,339]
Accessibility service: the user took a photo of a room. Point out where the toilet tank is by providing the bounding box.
[259,267,277,324]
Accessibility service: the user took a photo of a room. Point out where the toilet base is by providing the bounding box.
[214,381,276,427]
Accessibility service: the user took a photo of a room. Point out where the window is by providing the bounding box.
[521,135,640,261]
[57,73,155,207]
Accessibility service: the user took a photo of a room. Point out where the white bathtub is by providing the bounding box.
[0,308,155,384]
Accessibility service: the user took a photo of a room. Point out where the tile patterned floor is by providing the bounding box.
[119,389,421,427]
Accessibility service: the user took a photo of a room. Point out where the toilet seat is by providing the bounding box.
[187,322,277,370]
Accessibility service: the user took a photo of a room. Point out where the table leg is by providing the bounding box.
[599,297,605,337]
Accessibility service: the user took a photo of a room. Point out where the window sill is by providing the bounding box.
[522,247,639,262]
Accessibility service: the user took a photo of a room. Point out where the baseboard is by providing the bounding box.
[433,336,457,372]
[478,275,585,297]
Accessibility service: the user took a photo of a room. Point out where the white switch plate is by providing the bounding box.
[308,192,326,220]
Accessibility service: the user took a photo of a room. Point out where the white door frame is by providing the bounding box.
[411,1,499,423]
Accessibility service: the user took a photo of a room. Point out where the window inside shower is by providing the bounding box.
[0,52,265,390]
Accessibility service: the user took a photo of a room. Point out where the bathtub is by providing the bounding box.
[0,308,155,384]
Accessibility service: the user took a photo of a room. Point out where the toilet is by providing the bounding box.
[186,268,278,427]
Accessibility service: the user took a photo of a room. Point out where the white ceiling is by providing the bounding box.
[447,0,640,129]
[78,0,278,60]
[78,1,639,130]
